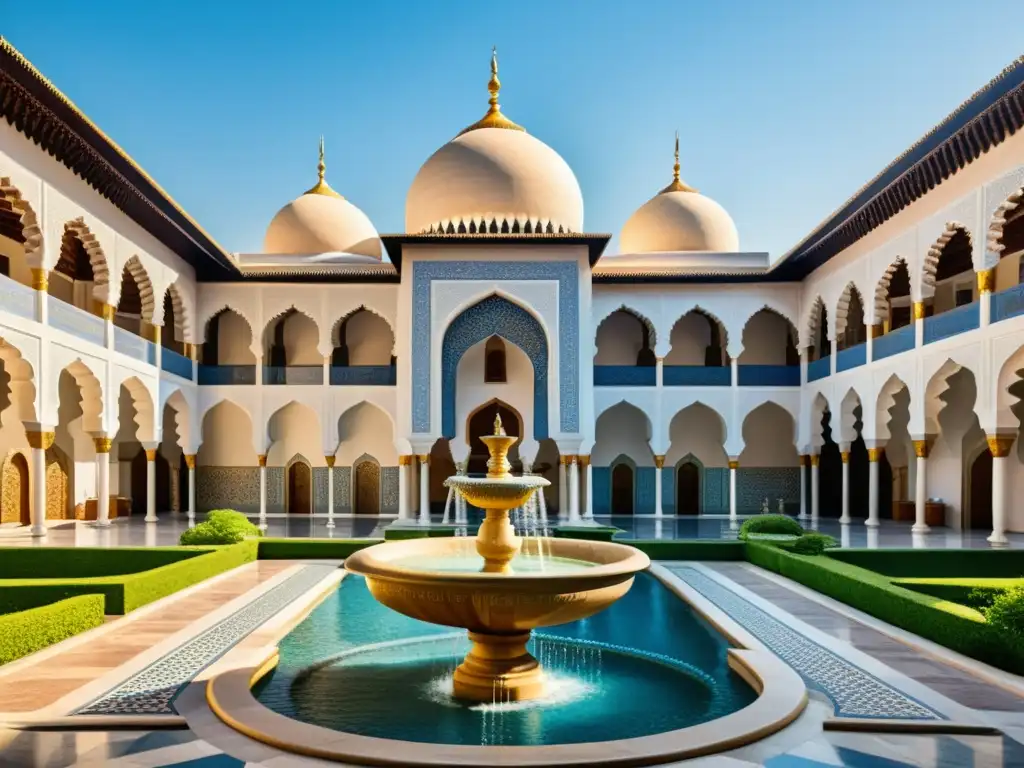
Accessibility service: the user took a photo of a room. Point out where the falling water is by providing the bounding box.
[441,486,454,524]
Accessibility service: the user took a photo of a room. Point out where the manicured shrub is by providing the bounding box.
[984,587,1024,642]
[828,548,1024,578]
[179,509,262,546]
[791,532,838,555]
[257,538,380,559]
[0,547,201,579]
[891,577,1023,608]
[0,595,104,665]
[738,514,803,541]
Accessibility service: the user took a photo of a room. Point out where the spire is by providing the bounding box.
[305,135,343,198]
[459,47,525,135]
[659,131,697,194]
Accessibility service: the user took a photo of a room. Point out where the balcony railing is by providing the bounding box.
[923,302,979,345]
[993,283,1024,324]
[593,365,656,386]
[836,343,867,373]
[873,324,915,361]
[663,365,731,386]
[807,356,830,382]
[198,364,256,385]
[50,300,105,347]
[0,275,35,320]
[737,365,800,387]
[263,365,324,385]
[114,326,155,364]
[330,365,396,386]
[161,347,194,380]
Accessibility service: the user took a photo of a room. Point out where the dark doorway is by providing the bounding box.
[968,448,993,531]
[130,451,170,515]
[467,401,522,476]
[611,463,634,514]
[287,461,312,514]
[429,439,457,511]
[676,461,701,515]
[178,454,189,513]
[355,460,381,515]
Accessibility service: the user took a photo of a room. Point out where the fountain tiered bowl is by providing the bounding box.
[345,416,650,702]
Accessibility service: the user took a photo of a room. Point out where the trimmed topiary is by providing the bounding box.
[179,510,262,546]
[792,532,838,555]
[738,514,803,541]
[983,586,1024,641]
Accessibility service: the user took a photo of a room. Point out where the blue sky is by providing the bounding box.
[5,1,1024,258]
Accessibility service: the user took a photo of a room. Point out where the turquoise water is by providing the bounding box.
[391,552,596,573]
[254,573,756,746]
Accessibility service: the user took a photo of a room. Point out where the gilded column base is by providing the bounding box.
[453,631,545,702]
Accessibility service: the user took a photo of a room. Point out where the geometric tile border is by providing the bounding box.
[75,564,337,716]
[666,565,946,721]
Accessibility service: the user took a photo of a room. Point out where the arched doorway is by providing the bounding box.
[287,459,312,515]
[428,439,457,511]
[466,401,522,476]
[1,453,30,525]
[354,458,381,515]
[44,446,70,519]
[967,448,993,531]
[611,461,634,514]
[676,458,701,515]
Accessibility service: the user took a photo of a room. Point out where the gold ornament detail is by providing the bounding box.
[728,459,739,470]
[977,268,995,294]
[93,437,113,454]
[799,454,809,467]
[26,430,55,450]
[398,455,414,466]
[325,456,336,468]
[257,455,267,468]
[144,448,158,461]
[653,455,665,469]
[459,47,525,135]
[867,447,885,462]
[912,439,930,459]
[30,268,47,291]
[101,303,116,321]
[840,451,850,464]
[659,131,697,194]
[149,326,161,344]
[418,455,430,465]
[987,435,1015,458]
[304,136,343,198]
[184,454,196,469]
[577,455,590,467]
[810,455,820,467]
[913,301,925,321]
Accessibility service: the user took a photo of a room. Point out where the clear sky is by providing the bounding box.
[5,1,1024,259]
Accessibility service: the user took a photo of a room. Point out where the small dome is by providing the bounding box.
[620,138,739,254]
[405,50,583,235]
[263,139,381,258]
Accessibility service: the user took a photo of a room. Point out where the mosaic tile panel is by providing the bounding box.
[592,466,610,515]
[334,466,352,513]
[313,467,329,515]
[662,467,676,515]
[196,467,259,514]
[76,565,336,716]
[265,467,284,514]
[635,466,656,514]
[381,466,399,513]
[666,566,944,721]
[412,261,579,434]
[440,295,549,439]
[736,467,799,514]
[704,467,728,513]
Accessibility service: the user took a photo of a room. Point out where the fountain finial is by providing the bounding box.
[494,412,505,436]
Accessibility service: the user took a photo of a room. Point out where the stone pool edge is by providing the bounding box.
[203,563,808,767]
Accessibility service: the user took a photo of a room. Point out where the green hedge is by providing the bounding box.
[892,577,1024,608]
[745,542,1023,673]
[384,527,459,541]
[630,540,747,561]
[0,594,105,665]
[258,538,381,559]
[828,548,1024,578]
[0,540,258,614]
[554,526,620,542]
[0,547,202,579]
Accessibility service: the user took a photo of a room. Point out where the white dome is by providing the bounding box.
[406,127,584,235]
[264,192,381,258]
[621,189,739,254]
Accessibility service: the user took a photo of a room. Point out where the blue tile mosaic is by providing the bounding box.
[666,566,945,721]
[704,467,728,513]
[662,467,676,515]
[412,261,579,434]
[75,565,336,716]
[736,468,800,514]
[441,294,549,439]
[635,466,656,514]
[592,466,610,515]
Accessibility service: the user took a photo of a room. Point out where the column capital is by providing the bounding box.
[559,455,573,466]
[93,436,114,454]
[325,456,336,468]
[987,434,1015,458]
[257,454,267,468]
[100,303,116,321]
[184,454,197,469]
[977,268,995,294]
[798,454,809,467]
[912,301,926,320]
[398,454,415,466]
[867,447,885,462]
[144,448,158,461]
[418,454,430,465]
[727,459,739,470]
[577,454,591,467]
[912,439,931,459]
[840,451,850,463]
[653,455,665,469]
[25,429,55,450]
[30,267,47,291]
[810,454,820,467]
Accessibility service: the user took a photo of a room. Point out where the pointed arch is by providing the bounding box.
[922,224,974,295]
[198,399,257,466]
[330,305,396,357]
[0,176,42,266]
[200,306,256,366]
[61,218,110,296]
[875,373,910,442]
[59,359,104,434]
[118,375,157,444]
[835,282,867,347]
[987,186,1024,258]
[119,255,157,322]
[267,401,323,466]
[263,307,321,367]
[667,306,729,366]
[804,296,830,359]
[873,256,912,330]
[336,400,398,465]
[352,453,381,515]
[738,306,799,365]
[162,282,191,344]
[0,335,37,421]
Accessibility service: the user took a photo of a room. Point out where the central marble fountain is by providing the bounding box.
[344,415,650,702]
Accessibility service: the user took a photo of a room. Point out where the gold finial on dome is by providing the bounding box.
[493,412,506,436]
[459,47,526,136]
[659,131,697,194]
[305,135,343,198]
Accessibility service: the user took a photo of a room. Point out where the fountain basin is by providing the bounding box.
[443,474,548,510]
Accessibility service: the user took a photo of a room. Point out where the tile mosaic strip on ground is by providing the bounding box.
[75,564,337,717]
[666,565,945,721]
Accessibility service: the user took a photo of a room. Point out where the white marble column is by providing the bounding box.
[185,454,196,524]
[656,357,664,387]
[583,457,594,519]
[988,435,1013,546]
[912,439,930,533]
[558,457,568,520]
[913,301,925,348]
[102,303,116,350]
[418,455,430,524]
[979,269,994,328]
[810,454,820,520]
[144,445,159,522]
[730,357,738,387]
[866,447,883,528]
[151,326,162,372]
[325,456,336,528]
[26,428,52,537]
[654,455,665,518]
[258,454,268,527]
[839,448,851,524]
[568,456,581,522]
[94,436,113,527]
[398,455,411,520]
[728,458,738,519]
[798,455,808,519]
[31,269,48,325]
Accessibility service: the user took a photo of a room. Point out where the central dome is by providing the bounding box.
[405,50,584,235]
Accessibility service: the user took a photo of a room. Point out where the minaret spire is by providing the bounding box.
[659,130,697,194]
[459,47,525,135]
[305,135,342,197]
